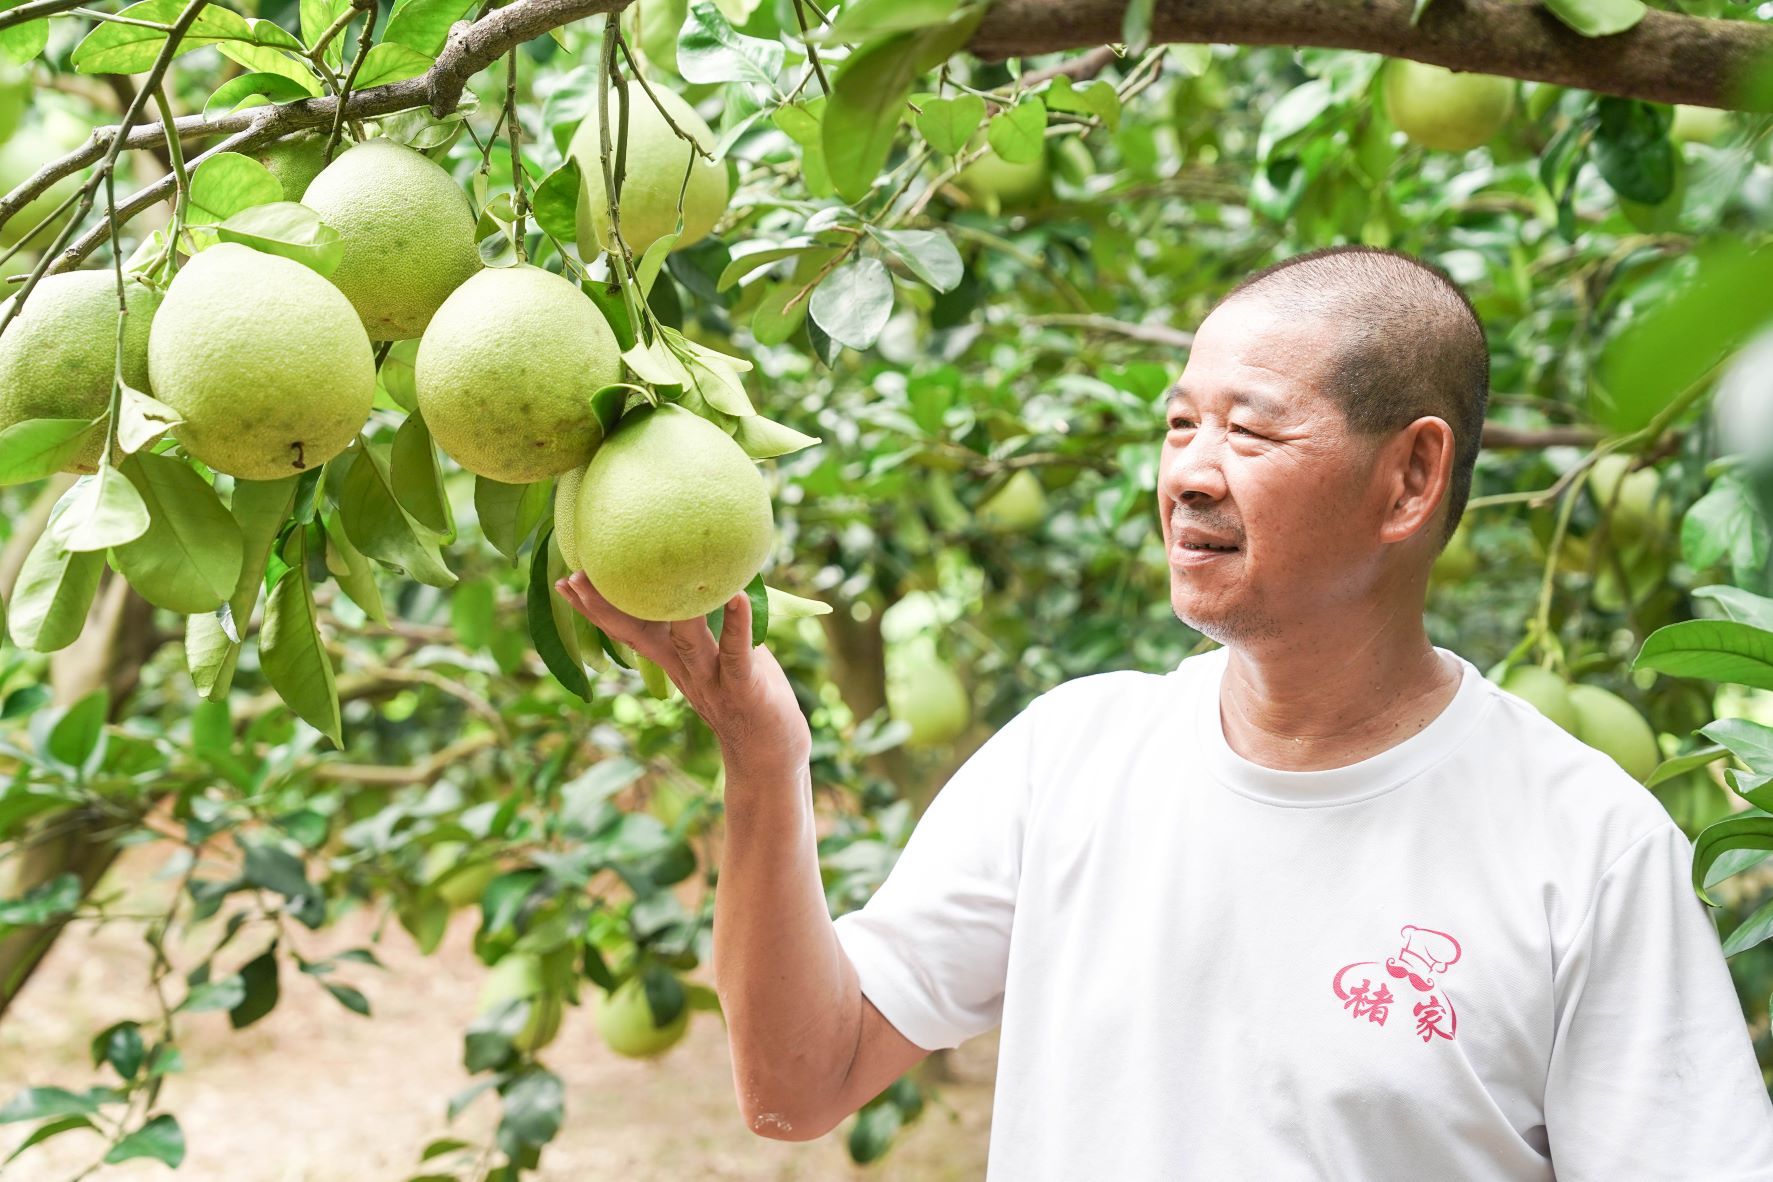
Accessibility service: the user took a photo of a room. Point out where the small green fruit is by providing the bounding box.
[1567,684,1661,782]
[1382,59,1515,152]
[593,973,690,1059]
[975,469,1047,532]
[953,140,1049,215]
[478,953,564,1053]
[1498,665,1579,735]
[887,642,971,749]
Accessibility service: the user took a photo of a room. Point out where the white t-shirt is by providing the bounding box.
[832,645,1773,1180]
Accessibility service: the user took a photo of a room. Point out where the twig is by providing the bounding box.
[506,47,526,259]
[0,0,83,32]
[324,0,378,162]
[790,0,830,97]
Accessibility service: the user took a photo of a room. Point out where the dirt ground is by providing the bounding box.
[0,840,998,1181]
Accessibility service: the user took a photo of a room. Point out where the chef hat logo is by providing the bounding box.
[1384,924,1462,991]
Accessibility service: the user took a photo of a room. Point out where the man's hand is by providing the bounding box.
[553,572,812,772]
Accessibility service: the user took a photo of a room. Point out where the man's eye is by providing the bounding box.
[1168,418,1192,431]
[1232,424,1259,437]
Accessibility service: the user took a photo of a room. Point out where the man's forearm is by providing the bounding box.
[713,752,859,1138]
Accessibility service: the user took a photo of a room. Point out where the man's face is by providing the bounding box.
[1157,297,1390,646]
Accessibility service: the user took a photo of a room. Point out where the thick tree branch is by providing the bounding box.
[972,0,1773,110]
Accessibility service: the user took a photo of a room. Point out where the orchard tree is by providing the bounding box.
[1,0,1772,1175]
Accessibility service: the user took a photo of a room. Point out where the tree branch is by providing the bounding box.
[971,0,1773,110]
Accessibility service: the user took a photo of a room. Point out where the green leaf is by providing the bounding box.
[750,281,807,346]
[324,981,371,1015]
[986,95,1047,165]
[91,1022,145,1081]
[217,202,345,277]
[0,1086,101,1124]
[300,0,350,62]
[1682,476,1770,584]
[474,475,550,565]
[1692,812,1773,906]
[180,974,247,1013]
[261,530,343,747]
[716,240,818,292]
[677,0,783,87]
[354,42,435,88]
[809,258,893,350]
[377,339,418,412]
[321,506,387,624]
[229,946,281,1029]
[497,1067,564,1149]
[1644,743,1727,789]
[51,468,150,554]
[8,490,105,653]
[338,440,456,588]
[380,0,472,57]
[0,13,47,65]
[45,689,106,774]
[915,94,984,156]
[1722,891,1773,956]
[189,152,284,222]
[390,412,453,537]
[115,384,182,456]
[733,414,820,459]
[1592,98,1675,204]
[1595,239,1773,433]
[3,1116,96,1165]
[823,33,922,204]
[823,0,961,42]
[203,72,313,119]
[103,1113,184,1167]
[764,583,830,620]
[0,418,103,487]
[527,526,589,700]
[1122,0,1155,52]
[108,452,244,614]
[1635,619,1773,691]
[1044,74,1120,131]
[530,158,580,243]
[867,227,962,292]
[71,0,247,74]
[226,477,299,631]
[1693,585,1773,632]
[0,872,82,924]
[1543,0,1647,38]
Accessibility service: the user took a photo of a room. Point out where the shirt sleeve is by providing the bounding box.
[830,695,1043,1053]
[1545,821,1773,1179]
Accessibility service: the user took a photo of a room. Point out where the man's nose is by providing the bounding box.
[1159,434,1228,504]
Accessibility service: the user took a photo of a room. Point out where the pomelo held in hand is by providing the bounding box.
[570,82,729,257]
[1567,684,1660,782]
[0,271,160,473]
[148,244,375,480]
[416,264,621,483]
[301,137,482,340]
[593,973,690,1059]
[575,404,774,622]
[1382,59,1515,152]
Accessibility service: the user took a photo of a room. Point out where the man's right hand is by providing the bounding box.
[553,572,812,773]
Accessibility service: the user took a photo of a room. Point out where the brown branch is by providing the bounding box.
[0,0,82,32]
[971,0,1773,111]
[309,731,499,786]
[1480,423,1602,449]
[1022,44,1120,88]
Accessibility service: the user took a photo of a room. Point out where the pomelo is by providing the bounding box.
[554,462,587,570]
[477,952,563,1054]
[1430,521,1478,585]
[975,469,1047,531]
[255,130,333,201]
[300,138,482,340]
[1382,59,1515,152]
[575,404,774,622]
[592,973,689,1059]
[1498,664,1579,735]
[886,642,971,748]
[422,841,501,911]
[0,123,84,251]
[0,65,29,146]
[1567,684,1660,781]
[1587,453,1668,546]
[0,270,160,473]
[415,264,621,483]
[954,140,1049,215]
[1670,104,1728,146]
[570,82,729,258]
[148,244,375,480]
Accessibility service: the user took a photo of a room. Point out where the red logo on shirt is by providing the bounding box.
[1331,924,1462,1043]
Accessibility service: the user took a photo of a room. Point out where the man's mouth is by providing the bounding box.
[1179,542,1238,552]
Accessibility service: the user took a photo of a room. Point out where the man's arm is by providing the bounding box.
[715,754,930,1140]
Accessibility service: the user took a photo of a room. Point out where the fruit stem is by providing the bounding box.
[148,84,188,278]
[505,47,527,262]
[323,0,378,164]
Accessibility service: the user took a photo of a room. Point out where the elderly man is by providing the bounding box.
[554,245,1773,1179]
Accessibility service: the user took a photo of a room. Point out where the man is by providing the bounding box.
[555,245,1773,1179]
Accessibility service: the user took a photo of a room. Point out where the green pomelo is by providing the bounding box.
[954,141,1049,215]
[423,842,501,911]
[1430,522,1478,585]
[575,404,774,622]
[887,646,971,749]
[1382,59,1515,152]
[0,65,29,146]
[1588,453,1668,545]
[415,264,621,483]
[1670,104,1728,146]
[554,463,587,570]
[1567,684,1661,782]
[975,469,1047,531]
[148,244,375,480]
[570,83,729,258]
[255,130,334,201]
[0,271,160,473]
[300,138,482,340]
[0,124,85,251]
[1499,665,1579,734]
[478,952,563,1053]
[593,974,690,1060]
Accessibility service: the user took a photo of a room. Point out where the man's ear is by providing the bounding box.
[1379,416,1455,545]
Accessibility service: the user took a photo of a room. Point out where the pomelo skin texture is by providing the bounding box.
[0,271,160,473]
[593,974,689,1059]
[300,138,482,340]
[1383,59,1515,152]
[148,244,375,481]
[575,404,774,622]
[554,463,587,570]
[415,264,621,483]
[1568,684,1661,782]
[255,130,334,201]
[1499,665,1579,735]
[571,83,729,257]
